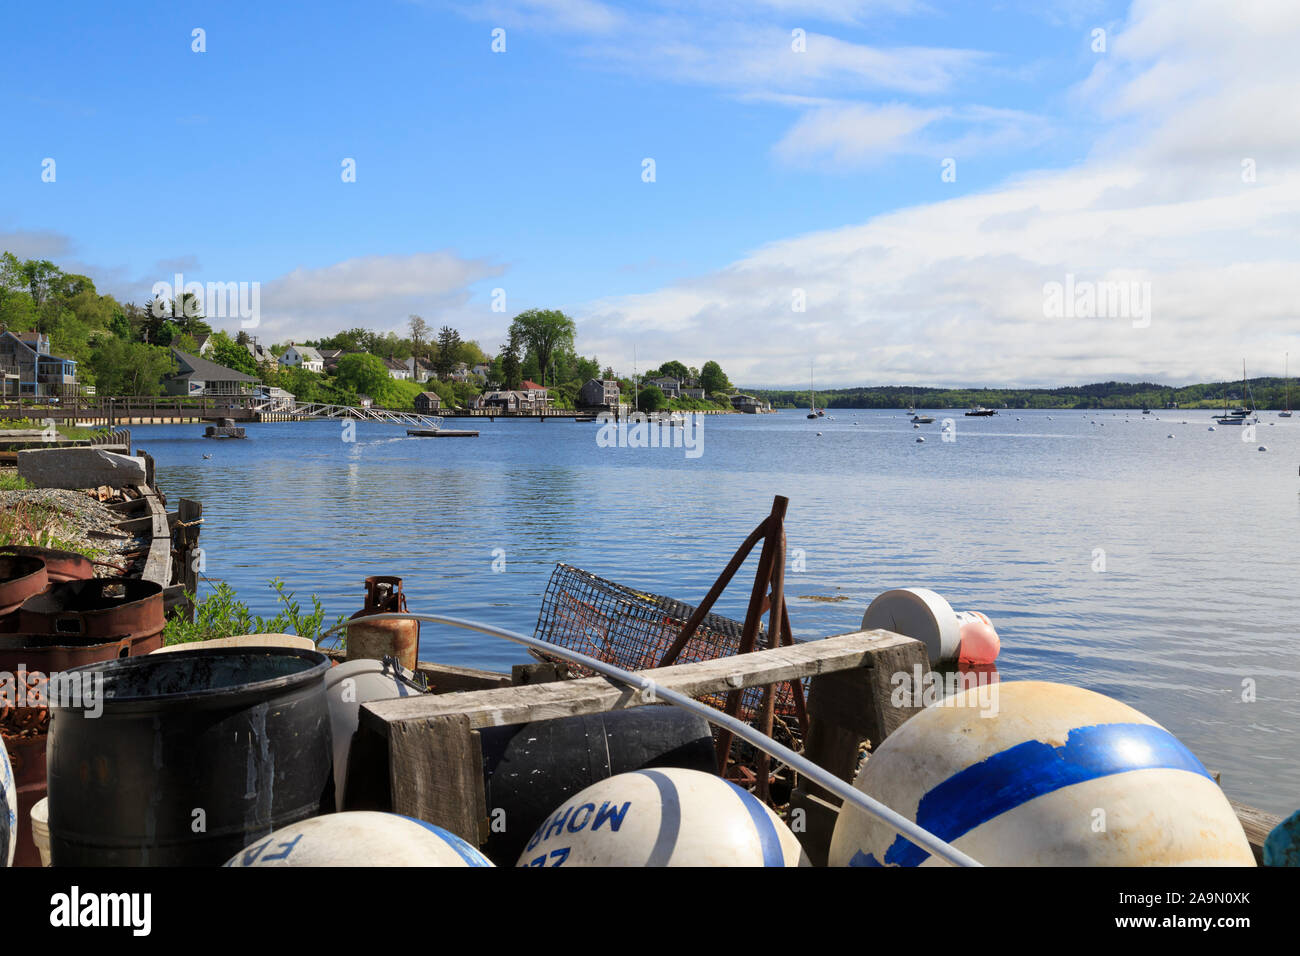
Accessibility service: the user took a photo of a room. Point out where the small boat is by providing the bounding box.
[965,405,997,417]
[911,414,935,424]
[807,363,818,419]
[1214,361,1258,425]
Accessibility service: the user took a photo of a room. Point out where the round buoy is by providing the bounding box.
[916,437,925,443]
[863,588,961,663]
[828,681,1255,866]
[226,812,493,867]
[1,739,15,867]
[816,431,822,436]
[516,768,805,867]
[1209,426,1216,431]
[1167,434,1175,438]
[1258,445,1268,452]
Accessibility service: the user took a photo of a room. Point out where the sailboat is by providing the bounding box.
[1214,360,1258,425]
[807,363,818,419]
[1281,352,1292,418]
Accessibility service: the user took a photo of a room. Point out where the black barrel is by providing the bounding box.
[479,707,717,864]
[47,648,334,866]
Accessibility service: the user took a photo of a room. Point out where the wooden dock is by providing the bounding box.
[406,428,479,438]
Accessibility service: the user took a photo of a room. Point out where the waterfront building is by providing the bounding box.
[0,330,78,399]
[414,391,442,413]
[164,349,260,397]
[579,378,621,409]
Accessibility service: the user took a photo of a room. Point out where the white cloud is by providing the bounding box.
[202,252,506,342]
[575,2,1300,388]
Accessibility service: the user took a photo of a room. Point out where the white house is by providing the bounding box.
[384,357,412,380]
[280,344,324,373]
[404,356,436,383]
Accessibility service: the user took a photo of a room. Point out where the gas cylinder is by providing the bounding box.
[345,577,419,671]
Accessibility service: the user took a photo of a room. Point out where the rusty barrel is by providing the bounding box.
[0,631,138,867]
[0,547,93,585]
[47,648,334,866]
[0,556,48,633]
[345,576,419,671]
[18,579,165,656]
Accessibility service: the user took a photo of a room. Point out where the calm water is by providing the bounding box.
[137,409,1299,814]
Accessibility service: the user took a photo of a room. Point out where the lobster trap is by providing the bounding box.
[532,496,810,799]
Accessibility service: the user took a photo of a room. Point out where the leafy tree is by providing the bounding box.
[172,332,200,354]
[89,339,176,396]
[507,309,575,388]
[700,360,731,395]
[638,385,666,411]
[208,331,258,375]
[409,315,430,362]
[336,352,390,397]
[656,360,689,381]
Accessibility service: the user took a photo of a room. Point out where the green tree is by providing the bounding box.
[656,360,689,381]
[336,352,390,397]
[638,385,666,411]
[89,339,176,396]
[500,338,522,390]
[435,326,463,377]
[208,331,259,375]
[507,309,575,388]
[409,315,430,362]
[700,360,731,395]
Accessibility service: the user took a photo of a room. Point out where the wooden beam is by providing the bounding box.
[139,488,172,587]
[1230,800,1282,866]
[388,715,487,845]
[362,629,923,734]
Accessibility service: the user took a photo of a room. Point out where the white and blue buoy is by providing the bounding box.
[828,681,1255,866]
[225,812,493,867]
[517,768,805,867]
[1,740,15,867]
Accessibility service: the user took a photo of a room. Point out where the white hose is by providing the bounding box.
[321,611,981,868]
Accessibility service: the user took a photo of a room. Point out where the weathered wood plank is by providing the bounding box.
[1230,800,1282,865]
[139,489,172,587]
[362,629,923,733]
[388,715,486,844]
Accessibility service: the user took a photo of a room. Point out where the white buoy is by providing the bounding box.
[1258,445,1268,452]
[1209,426,1216,431]
[325,659,423,811]
[816,431,822,436]
[828,681,1255,867]
[916,437,925,442]
[1,737,15,867]
[226,812,493,867]
[517,768,805,867]
[1167,434,1175,438]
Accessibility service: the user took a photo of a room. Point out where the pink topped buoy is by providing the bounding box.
[955,610,1000,665]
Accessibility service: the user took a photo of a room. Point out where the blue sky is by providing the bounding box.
[3,1,1297,387]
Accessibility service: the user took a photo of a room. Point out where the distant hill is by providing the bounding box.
[740,379,1293,410]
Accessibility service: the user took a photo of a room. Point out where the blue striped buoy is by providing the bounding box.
[829,681,1255,866]
[225,811,493,867]
[517,768,806,867]
[0,742,15,867]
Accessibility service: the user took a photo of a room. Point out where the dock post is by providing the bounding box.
[788,638,930,866]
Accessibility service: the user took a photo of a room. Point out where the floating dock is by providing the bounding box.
[406,428,479,438]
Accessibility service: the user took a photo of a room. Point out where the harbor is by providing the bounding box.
[2,413,1296,873]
